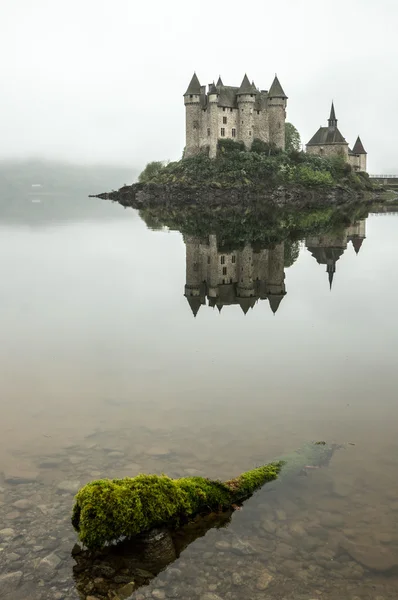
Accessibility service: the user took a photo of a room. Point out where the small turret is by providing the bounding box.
[352,136,367,172]
[208,81,218,103]
[268,75,287,150]
[352,136,366,155]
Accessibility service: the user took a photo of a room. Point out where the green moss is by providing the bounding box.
[72,443,339,550]
[72,464,283,550]
[225,462,284,499]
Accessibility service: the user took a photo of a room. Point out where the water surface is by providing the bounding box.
[1,183,398,600]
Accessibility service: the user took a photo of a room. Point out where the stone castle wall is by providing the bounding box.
[185,87,285,157]
[306,144,349,159]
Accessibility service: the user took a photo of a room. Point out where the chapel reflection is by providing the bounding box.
[306,219,366,288]
[184,219,366,316]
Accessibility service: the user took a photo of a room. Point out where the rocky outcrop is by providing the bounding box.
[91,182,371,211]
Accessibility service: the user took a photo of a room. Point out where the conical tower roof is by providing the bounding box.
[238,297,253,314]
[268,75,287,98]
[351,237,364,254]
[328,102,338,127]
[186,296,202,317]
[268,294,285,314]
[184,73,201,96]
[208,81,217,95]
[326,263,336,290]
[237,74,257,95]
[216,76,223,87]
[352,136,367,154]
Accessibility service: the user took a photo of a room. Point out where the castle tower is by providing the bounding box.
[351,136,367,172]
[267,243,286,313]
[267,75,288,150]
[208,82,220,159]
[184,73,202,158]
[236,75,257,150]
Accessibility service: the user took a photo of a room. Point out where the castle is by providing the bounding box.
[183,73,287,158]
[183,220,366,316]
[306,103,367,172]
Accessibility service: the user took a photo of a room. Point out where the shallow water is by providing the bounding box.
[1,189,398,600]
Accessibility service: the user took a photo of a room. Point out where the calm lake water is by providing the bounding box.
[1,181,398,600]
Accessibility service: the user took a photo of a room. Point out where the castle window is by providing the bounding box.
[278,122,281,129]
[190,95,193,98]
[250,94,254,98]
[241,121,243,124]
[249,130,252,136]
[193,120,199,129]
[230,108,233,112]
[222,267,227,276]
[193,262,199,272]
[207,128,210,137]
[232,128,236,138]
[223,116,227,124]
[223,107,226,112]
[232,255,236,263]
[221,256,225,265]
[207,256,210,264]
[257,110,260,115]
[221,128,225,137]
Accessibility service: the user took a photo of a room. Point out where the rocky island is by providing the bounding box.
[92,140,375,211]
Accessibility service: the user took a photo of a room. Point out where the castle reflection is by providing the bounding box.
[184,220,366,316]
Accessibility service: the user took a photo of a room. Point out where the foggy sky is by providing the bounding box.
[1,0,396,173]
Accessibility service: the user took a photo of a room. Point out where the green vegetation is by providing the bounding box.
[137,147,373,192]
[72,442,339,550]
[285,123,301,152]
[139,203,370,252]
[138,161,165,183]
[72,463,283,549]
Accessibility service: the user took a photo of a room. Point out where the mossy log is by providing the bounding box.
[72,442,337,550]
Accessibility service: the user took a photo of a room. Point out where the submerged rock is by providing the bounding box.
[0,528,16,540]
[57,480,80,494]
[340,537,398,572]
[256,568,274,590]
[38,552,62,571]
[5,469,38,484]
[0,571,23,596]
[12,499,33,510]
